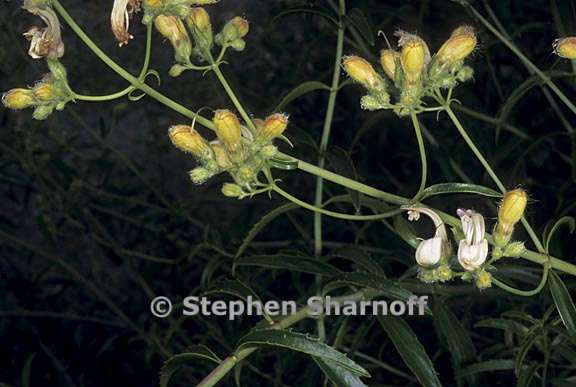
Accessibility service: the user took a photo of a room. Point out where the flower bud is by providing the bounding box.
[456,66,474,82]
[395,31,430,84]
[213,110,242,153]
[33,82,56,102]
[553,37,576,59]
[436,25,477,64]
[154,15,192,65]
[343,56,384,90]
[2,88,35,110]
[221,183,244,198]
[475,270,492,290]
[260,145,278,158]
[231,17,249,38]
[379,49,399,80]
[145,0,163,9]
[229,38,246,52]
[258,113,288,141]
[187,7,213,53]
[218,16,249,45]
[435,264,453,282]
[211,142,232,169]
[238,166,255,181]
[189,167,212,184]
[169,125,212,160]
[418,268,436,283]
[504,241,525,258]
[498,189,528,227]
[32,105,54,120]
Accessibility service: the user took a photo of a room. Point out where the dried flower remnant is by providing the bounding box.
[22,3,65,59]
[111,0,141,46]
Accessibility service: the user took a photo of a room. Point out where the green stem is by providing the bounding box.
[313,0,346,343]
[465,2,576,116]
[444,104,546,253]
[272,185,399,221]
[492,263,550,297]
[410,112,428,199]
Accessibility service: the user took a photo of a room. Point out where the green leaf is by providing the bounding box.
[322,272,429,314]
[160,346,222,387]
[21,354,35,387]
[420,183,502,200]
[203,278,262,302]
[329,245,385,275]
[456,359,515,379]
[235,254,341,276]
[549,270,576,338]
[377,316,441,387]
[273,81,331,112]
[236,329,370,377]
[235,203,298,258]
[393,214,420,249]
[514,327,540,375]
[327,147,362,212]
[517,362,539,387]
[433,300,477,381]
[314,357,368,387]
[544,216,575,253]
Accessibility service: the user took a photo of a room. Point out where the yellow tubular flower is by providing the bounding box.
[497,189,528,231]
[553,37,576,59]
[230,17,249,38]
[343,56,384,90]
[188,7,211,32]
[33,82,56,102]
[395,31,430,84]
[2,88,35,110]
[168,125,212,159]
[213,110,242,152]
[145,0,163,9]
[379,49,399,80]
[154,15,192,63]
[259,113,289,141]
[436,25,477,64]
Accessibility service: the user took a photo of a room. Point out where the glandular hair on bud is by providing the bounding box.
[379,49,399,80]
[169,125,212,160]
[436,25,477,64]
[259,113,288,141]
[342,56,384,90]
[498,189,528,232]
[553,37,576,59]
[221,183,244,198]
[213,109,242,152]
[2,88,35,110]
[397,32,430,84]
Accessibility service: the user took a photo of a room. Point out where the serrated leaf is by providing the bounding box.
[160,346,222,387]
[433,300,477,382]
[377,316,441,387]
[274,81,331,112]
[235,254,341,276]
[544,216,575,253]
[420,183,502,200]
[456,359,515,379]
[236,329,370,377]
[549,270,576,338]
[235,203,298,258]
[314,357,368,387]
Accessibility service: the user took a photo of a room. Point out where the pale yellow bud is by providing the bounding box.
[221,183,244,198]
[379,49,399,80]
[154,15,192,63]
[553,37,576,59]
[213,109,242,152]
[436,25,477,64]
[188,7,211,32]
[397,32,429,84]
[497,189,528,233]
[230,17,249,38]
[211,142,232,169]
[33,82,56,102]
[2,88,35,110]
[259,113,289,141]
[475,270,492,290]
[168,125,212,159]
[342,56,384,90]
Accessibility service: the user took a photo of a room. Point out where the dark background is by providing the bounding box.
[1,0,575,386]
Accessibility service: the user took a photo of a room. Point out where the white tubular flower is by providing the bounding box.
[403,206,449,267]
[111,0,141,46]
[21,4,65,59]
[457,209,489,271]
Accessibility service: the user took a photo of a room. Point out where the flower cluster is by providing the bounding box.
[404,188,528,290]
[2,60,73,120]
[168,111,289,198]
[343,25,477,116]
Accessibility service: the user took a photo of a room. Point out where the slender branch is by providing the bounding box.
[410,112,428,199]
